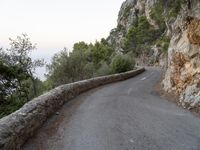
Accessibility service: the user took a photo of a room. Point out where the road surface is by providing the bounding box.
[23,68,200,150]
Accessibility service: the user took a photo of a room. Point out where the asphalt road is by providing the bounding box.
[23,68,200,150]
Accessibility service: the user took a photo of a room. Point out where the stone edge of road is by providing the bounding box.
[0,68,145,150]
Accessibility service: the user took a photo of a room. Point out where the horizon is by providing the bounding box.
[0,0,125,80]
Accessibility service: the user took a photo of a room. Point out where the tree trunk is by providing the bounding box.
[31,76,37,97]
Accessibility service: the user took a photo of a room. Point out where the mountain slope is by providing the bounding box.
[108,0,200,109]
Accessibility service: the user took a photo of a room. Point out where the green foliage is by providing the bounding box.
[156,36,170,52]
[151,0,186,21]
[111,53,135,73]
[150,1,166,30]
[47,40,116,87]
[116,24,126,34]
[96,61,112,76]
[47,37,136,87]
[27,78,46,98]
[149,0,186,35]
[91,41,114,66]
[83,63,95,78]
[43,79,54,92]
[166,0,186,18]
[121,0,186,60]
[123,6,132,18]
[123,16,157,55]
[0,97,26,118]
[73,41,89,52]
[0,34,45,118]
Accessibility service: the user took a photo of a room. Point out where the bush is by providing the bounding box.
[96,61,112,76]
[167,0,187,18]
[83,63,95,78]
[156,36,170,52]
[111,54,135,73]
[151,0,186,20]
[123,6,132,18]
[0,98,26,118]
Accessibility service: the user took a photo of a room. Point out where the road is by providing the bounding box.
[23,68,200,150]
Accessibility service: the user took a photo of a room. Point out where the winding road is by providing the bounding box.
[23,68,200,150]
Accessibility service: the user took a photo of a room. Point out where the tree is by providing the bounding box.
[47,45,93,86]
[123,16,158,55]
[111,53,135,73]
[46,40,115,86]
[91,41,114,66]
[0,34,45,118]
[73,41,89,52]
[0,34,44,102]
[46,48,71,86]
[8,34,45,97]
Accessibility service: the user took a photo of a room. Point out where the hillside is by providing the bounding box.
[1,1,200,149]
[0,0,199,118]
[108,0,200,110]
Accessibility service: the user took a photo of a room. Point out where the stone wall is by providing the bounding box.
[0,68,145,150]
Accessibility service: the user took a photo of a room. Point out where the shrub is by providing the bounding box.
[83,63,95,78]
[96,61,112,76]
[123,6,132,18]
[111,54,135,73]
[151,0,186,20]
[167,0,187,18]
[156,36,170,52]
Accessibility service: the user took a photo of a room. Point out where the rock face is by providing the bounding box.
[108,0,142,52]
[110,0,200,109]
[163,0,200,109]
[107,0,166,66]
[145,0,159,29]
[117,0,145,32]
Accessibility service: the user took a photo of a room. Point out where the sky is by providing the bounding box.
[0,0,124,80]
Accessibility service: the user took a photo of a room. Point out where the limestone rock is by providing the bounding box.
[180,84,200,108]
[145,0,159,29]
[108,0,150,52]
[163,0,200,108]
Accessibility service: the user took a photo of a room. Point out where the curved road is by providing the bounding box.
[23,68,200,150]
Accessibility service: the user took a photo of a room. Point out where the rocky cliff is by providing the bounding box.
[163,0,200,109]
[108,0,157,52]
[109,0,200,109]
[107,0,167,66]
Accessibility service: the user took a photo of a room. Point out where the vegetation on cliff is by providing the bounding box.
[123,16,159,55]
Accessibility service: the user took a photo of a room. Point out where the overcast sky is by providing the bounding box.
[0,0,124,80]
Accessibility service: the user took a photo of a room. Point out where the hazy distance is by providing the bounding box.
[0,0,124,80]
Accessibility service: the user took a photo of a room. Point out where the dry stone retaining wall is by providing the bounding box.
[0,68,145,150]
